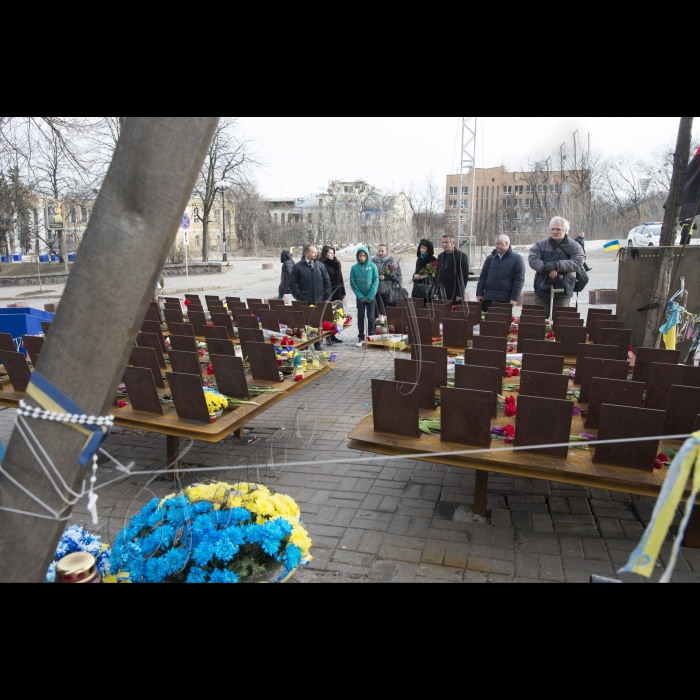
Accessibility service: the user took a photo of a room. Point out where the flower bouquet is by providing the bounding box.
[110,483,313,584]
[419,260,439,278]
[204,390,228,422]
[46,525,112,583]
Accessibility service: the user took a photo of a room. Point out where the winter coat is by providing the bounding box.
[476,248,526,304]
[289,258,332,304]
[435,249,470,303]
[322,258,347,302]
[350,246,379,303]
[529,236,586,299]
[574,236,586,251]
[412,240,437,299]
[279,250,295,296]
[372,253,403,300]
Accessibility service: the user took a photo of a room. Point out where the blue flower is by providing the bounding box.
[214,539,240,564]
[145,557,168,584]
[284,544,302,571]
[193,541,217,568]
[230,508,252,524]
[193,501,214,515]
[186,568,209,584]
[162,548,189,577]
[208,569,239,584]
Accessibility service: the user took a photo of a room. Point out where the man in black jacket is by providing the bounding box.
[435,234,470,304]
[289,245,332,350]
[476,235,525,311]
[574,233,592,272]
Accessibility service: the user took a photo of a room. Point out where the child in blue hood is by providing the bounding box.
[350,246,379,347]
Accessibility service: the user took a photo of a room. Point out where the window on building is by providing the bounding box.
[461,199,469,210]
[535,212,543,222]
[515,199,523,209]
[524,212,532,222]
[503,186,512,197]
[274,213,278,225]
[217,236,222,248]
[503,199,512,209]
[515,186,524,196]
[215,209,221,222]
[194,207,201,222]
[344,186,350,193]
[538,186,547,196]
[514,212,521,222]
[527,185,534,196]
[525,199,533,209]
[80,207,88,223]
[538,198,547,208]
[450,187,458,197]
[551,198,560,208]
[69,206,77,224]
[318,199,324,206]
[225,211,232,226]
[462,186,469,196]
[449,200,457,209]
[502,212,510,223]
[562,184,572,194]
[195,235,200,247]
[550,185,559,195]
[308,213,313,224]
[280,214,285,225]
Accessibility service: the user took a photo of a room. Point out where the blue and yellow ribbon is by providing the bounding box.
[25,371,111,467]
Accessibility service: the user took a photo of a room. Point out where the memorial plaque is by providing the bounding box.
[395,359,436,411]
[553,308,580,318]
[521,354,565,375]
[228,302,248,310]
[554,318,584,338]
[259,310,281,333]
[586,378,645,430]
[169,322,195,339]
[40,323,51,337]
[247,298,264,307]
[169,335,198,354]
[479,320,509,338]
[578,358,629,404]
[631,348,681,385]
[210,355,249,400]
[520,370,570,401]
[428,303,449,324]
[291,301,308,311]
[518,315,546,327]
[594,405,666,472]
[285,311,306,332]
[515,395,574,460]
[522,304,547,314]
[587,307,613,323]
[592,320,624,345]
[407,317,435,348]
[206,338,235,357]
[442,388,493,448]
[238,328,265,359]
[235,315,259,332]
[387,307,406,335]
[443,318,473,349]
[371,379,420,439]
[490,302,513,310]
[141,320,168,353]
[277,305,289,325]
[645,364,700,410]
[250,303,270,315]
[164,308,184,327]
[599,327,632,362]
[473,335,508,355]
[144,307,160,324]
[0,352,31,392]
[454,364,500,418]
[247,342,282,382]
[208,301,226,313]
[695,415,700,433]
[202,326,228,341]
[0,333,16,353]
[662,385,700,437]
[589,315,619,343]
[517,323,546,351]
[123,366,163,415]
[519,339,562,357]
[166,372,211,424]
[485,310,511,323]
[21,336,44,366]
[211,313,236,339]
[557,326,589,356]
[410,346,448,388]
[574,344,618,384]
[205,295,222,304]
[226,297,242,305]
[310,302,333,329]
[463,347,506,378]
[399,298,426,309]
[185,294,201,302]
[129,347,165,388]
[137,332,167,369]
[187,304,204,314]
[168,350,203,380]
[187,311,208,336]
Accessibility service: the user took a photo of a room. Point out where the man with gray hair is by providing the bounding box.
[476,234,525,311]
[529,217,585,308]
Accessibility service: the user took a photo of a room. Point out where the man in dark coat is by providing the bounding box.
[574,233,592,272]
[289,245,332,350]
[476,235,525,311]
[435,234,470,304]
[278,250,295,300]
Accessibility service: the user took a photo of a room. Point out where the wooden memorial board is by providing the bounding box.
[574,344,618,384]
[169,322,195,339]
[407,317,435,348]
[207,301,226,313]
[285,311,306,332]
[454,364,500,418]
[187,304,204,314]
[228,302,248,310]
[259,310,281,333]
[310,302,333,329]
[463,347,506,378]
[371,379,420,439]
[519,339,562,357]
[479,320,509,338]
[587,307,613,323]
[428,303,449,324]
[521,354,565,375]
[168,350,203,380]
[645,364,700,410]
[141,320,168,353]
[557,326,588,356]
[210,313,236,339]
[129,346,165,388]
[515,395,574,460]
[238,328,265,358]
[236,315,261,331]
[291,301,308,311]
[387,307,406,335]
[520,370,570,401]
[164,308,184,327]
[169,335,198,354]
[137,332,167,369]
[247,342,281,382]
[553,308,580,318]
[590,317,621,344]
[209,355,250,400]
[202,326,229,341]
[246,298,264,307]
[22,336,44,366]
[662,385,700,437]
[632,348,681,386]
[395,359,436,411]
[225,297,242,304]
[123,366,163,415]
[185,294,201,302]
[594,405,666,472]
[473,335,508,354]
[517,324,546,350]
[695,415,700,433]
[441,388,493,448]
[578,357,629,404]
[398,298,426,309]
[250,304,271,315]
[0,333,16,353]
[0,352,31,392]
[599,327,632,362]
[187,311,208,336]
[206,338,236,357]
[166,372,211,424]
[485,310,511,322]
[443,318,473,349]
[553,318,584,339]
[586,378,645,430]
[40,322,51,336]
[518,316,546,327]
[410,345,448,389]
[490,302,513,310]
[144,307,160,324]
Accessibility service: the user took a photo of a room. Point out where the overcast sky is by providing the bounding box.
[238,117,699,199]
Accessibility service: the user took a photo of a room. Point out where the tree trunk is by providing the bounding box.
[0,116,219,583]
[642,117,694,349]
[202,217,209,262]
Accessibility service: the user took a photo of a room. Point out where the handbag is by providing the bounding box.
[385,282,407,305]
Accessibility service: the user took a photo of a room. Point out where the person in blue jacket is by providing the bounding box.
[476,234,526,311]
[350,246,379,347]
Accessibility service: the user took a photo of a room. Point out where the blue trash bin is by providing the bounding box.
[0,256,6,263]
[68,254,75,262]
[39,254,49,263]
[12,254,22,262]
[51,255,60,262]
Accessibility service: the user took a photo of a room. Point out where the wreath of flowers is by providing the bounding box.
[110,483,313,584]
[46,525,112,583]
[204,390,228,415]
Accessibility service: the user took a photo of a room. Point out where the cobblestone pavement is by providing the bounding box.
[2,341,698,584]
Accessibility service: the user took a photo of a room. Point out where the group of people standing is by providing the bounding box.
[277,217,588,348]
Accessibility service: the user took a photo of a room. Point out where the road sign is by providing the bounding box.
[181,214,191,230]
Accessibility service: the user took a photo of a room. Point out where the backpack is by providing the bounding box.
[561,241,589,294]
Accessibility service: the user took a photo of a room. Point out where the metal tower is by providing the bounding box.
[456,117,477,268]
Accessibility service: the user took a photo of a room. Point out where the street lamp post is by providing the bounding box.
[216,181,230,263]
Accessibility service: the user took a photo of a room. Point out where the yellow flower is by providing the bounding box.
[103,575,118,584]
[290,524,313,556]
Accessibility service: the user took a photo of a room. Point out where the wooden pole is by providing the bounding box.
[0,117,219,582]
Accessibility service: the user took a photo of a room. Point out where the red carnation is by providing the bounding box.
[200,350,206,357]
[504,425,515,444]
[388,265,392,271]
[547,332,555,340]
[505,396,517,418]
[432,261,438,268]
[184,300,191,307]
[118,400,127,409]
[277,360,283,367]
[281,337,288,347]
[655,453,671,470]
[270,336,277,344]
[289,339,295,347]
[295,375,303,383]
[206,364,214,376]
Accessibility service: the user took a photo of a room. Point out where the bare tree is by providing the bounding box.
[405,174,446,243]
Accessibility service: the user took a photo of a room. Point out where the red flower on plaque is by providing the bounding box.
[277,360,283,367]
[288,339,295,347]
[547,332,555,340]
[118,401,127,409]
[505,396,517,418]
[655,453,671,470]
[323,322,333,332]
[452,306,458,312]
[508,346,515,353]
[295,375,303,383]
[184,300,191,307]
[281,337,288,347]
[207,323,214,327]
[504,425,515,444]
[270,336,277,344]
[206,364,214,376]
[200,350,206,357]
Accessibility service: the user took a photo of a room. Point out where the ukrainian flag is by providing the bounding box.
[604,240,621,251]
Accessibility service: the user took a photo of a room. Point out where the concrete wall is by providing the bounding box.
[617,246,700,354]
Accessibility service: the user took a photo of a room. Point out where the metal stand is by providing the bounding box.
[474,470,489,517]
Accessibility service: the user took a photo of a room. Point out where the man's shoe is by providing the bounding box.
[333,337,344,344]
[356,341,364,348]
[314,343,322,351]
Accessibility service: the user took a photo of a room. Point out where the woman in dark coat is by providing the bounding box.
[279,250,294,300]
[320,246,346,345]
[412,239,437,299]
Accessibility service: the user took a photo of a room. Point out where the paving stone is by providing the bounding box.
[378,544,422,564]
[548,497,570,515]
[554,523,601,538]
[582,538,611,562]
[470,524,495,545]
[326,562,372,577]
[559,537,585,560]
[387,514,411,536]
[552,514,597,526]
[361,494,384,511]
[358,531,384,555]
[331,550,374,568]
[667,571,700,584]
[515,551,539,580]
[597,518,625,540]
[369,560,396,582]
[492,526,515,549]
[532,514,554,533]
[682,548,700,573]
[591,506,639,521]
[470,545,516,563]
[589,488,612,500]
[562,557,615,577]
[538,554,565,582]
[508,495,547,504]
[621,520,645,541]
[531,481,552,496]
[421,542,446,566]
[569,498,593,515]
[508,503,550,514]
[391,563,419,583]
[425,528,470,543]
[511,512,532,532]
[467,555,515,576]
[490,508,513,528]
[444,543,469,569]
[338,529,363,551]
[379,496,401,513]
[417,564,464,582]
[407,517,432,538]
